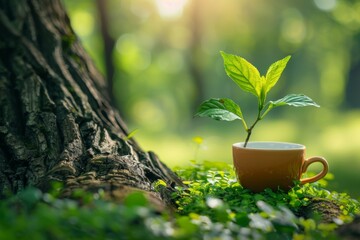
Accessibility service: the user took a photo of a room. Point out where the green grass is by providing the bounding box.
[0,162,359,239]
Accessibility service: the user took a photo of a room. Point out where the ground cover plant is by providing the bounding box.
[0,162,359,240]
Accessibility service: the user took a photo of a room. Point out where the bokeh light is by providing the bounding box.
[314,0,337,11]
[155,0,188,18]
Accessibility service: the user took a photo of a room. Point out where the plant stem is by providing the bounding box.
[243,111,262,147]
[260,103,273,120]
[243,131,252,148]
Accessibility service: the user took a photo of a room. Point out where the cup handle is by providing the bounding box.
[300,156,329,184]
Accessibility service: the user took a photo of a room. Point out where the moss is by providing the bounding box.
[298,198,341,223]
[61,33,76,51]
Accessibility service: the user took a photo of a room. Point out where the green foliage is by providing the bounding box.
[195,52,319,146]
[221,51,264,98]
[124,129,139,141]
[194,98,244,122]
[0,187,171,240]
[0,163,359,239]
[269,94,320,108]
[174,161,360,239]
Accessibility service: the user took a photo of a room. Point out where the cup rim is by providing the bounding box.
[233,141,305,150]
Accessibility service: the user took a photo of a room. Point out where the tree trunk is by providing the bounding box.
[187,0,205,110]
[95,0,116,107]
[0,0,182,208]
[345,32,360,108]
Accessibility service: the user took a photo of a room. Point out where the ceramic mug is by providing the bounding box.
[232,142,329,192]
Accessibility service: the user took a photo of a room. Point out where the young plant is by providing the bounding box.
[195,52,319,147]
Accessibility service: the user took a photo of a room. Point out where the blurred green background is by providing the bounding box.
[63,0,360,198]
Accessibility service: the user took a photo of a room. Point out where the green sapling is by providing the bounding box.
[195,51,319,147]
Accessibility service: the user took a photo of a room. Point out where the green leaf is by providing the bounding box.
[194,98,243,121]
[124,129,139,141]
[221,51,261,97]
[269,94,320,108]
[265,55,291,94]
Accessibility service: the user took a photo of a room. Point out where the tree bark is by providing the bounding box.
[0,0,182,208]
[95,0,116,107]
